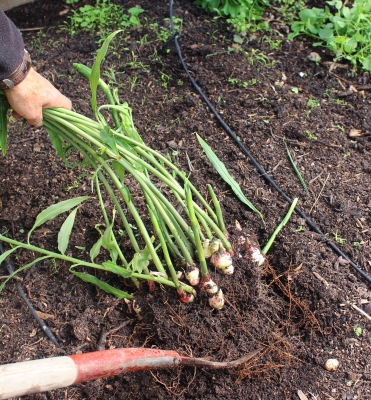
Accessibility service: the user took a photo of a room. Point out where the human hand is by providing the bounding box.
[4,67,72,127]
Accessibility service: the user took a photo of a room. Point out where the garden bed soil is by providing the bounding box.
[1,0,371,399]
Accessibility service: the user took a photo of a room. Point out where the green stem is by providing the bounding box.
[185,184,208,278]
[73,63,121,129]
[44,119,167,276]
[145,193,181,288]
[45,109,222,242]
[208,184,226,235]
[69,132,169,277]
[45,110,231,251]
[44,119,141,253]
[262,198,298,255]
[94,173,129,268]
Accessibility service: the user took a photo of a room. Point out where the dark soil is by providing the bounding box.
[2,1,371,399]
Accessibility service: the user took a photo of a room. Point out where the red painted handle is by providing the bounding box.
[71,348,182,383]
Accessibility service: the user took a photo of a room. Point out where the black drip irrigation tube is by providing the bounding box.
[168,0,371,285]
[0,243,60,347]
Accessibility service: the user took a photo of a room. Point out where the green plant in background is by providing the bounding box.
[61,0,144,40]
[289,0,371,72]
[193,0,268,33]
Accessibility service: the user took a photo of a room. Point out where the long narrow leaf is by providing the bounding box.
[0,94,9,156]
[196,134,263,220]
[0,255,51,292]
[69,266,133,299]
[0,245,21,265]
[58,207,79,254]
[90,30,122,113]
[283,139,310,195]
[43,123,74,168]
[28,196,90,243]
[90,236,103,262]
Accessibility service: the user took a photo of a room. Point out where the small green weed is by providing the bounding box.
[61,1,144,40]
[306,97,320,117]
[159,72,171,88]
[227,77,257,87]
[263,37,282,50]
[354,327,362,337]
[332,230,346,244]
[125,52,150,72]
[150,17,183,43]
[305,130,317,140]
[333,124,344,132]
[228,77,239,85]
[245,49,272,66]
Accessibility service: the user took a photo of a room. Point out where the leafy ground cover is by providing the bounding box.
[1,0,371,399]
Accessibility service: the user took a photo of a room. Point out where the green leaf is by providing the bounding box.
[69,266,133,299]
[319,27,333,39]
[283,139,310,196]
[121,185,131,203]
[28,196,89,243]
[90,30,122,114]
[58,207,79,254]
[101,222,118,263]
[290,21,305,33]
[0,255,51,293]
[102,260,132,278]
[196,134,263,220]
[99,125,118,155]
[90,236,103,262]
[45,126,64,158]
[0,245,21,265]
[299,8,322,23]
[334,35,346,44]
[128,7,144,17]
[43,124,73,168]
[131,240,154,273]
[0,95,9,156]
[362,55,371,71]
[344,37,358,53]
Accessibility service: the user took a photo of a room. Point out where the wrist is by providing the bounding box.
[0,50,31,91]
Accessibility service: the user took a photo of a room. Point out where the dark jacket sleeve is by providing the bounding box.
[0,10,25,80]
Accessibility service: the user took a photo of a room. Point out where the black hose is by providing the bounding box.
[0,243,61,347]
[168,0,371,285]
